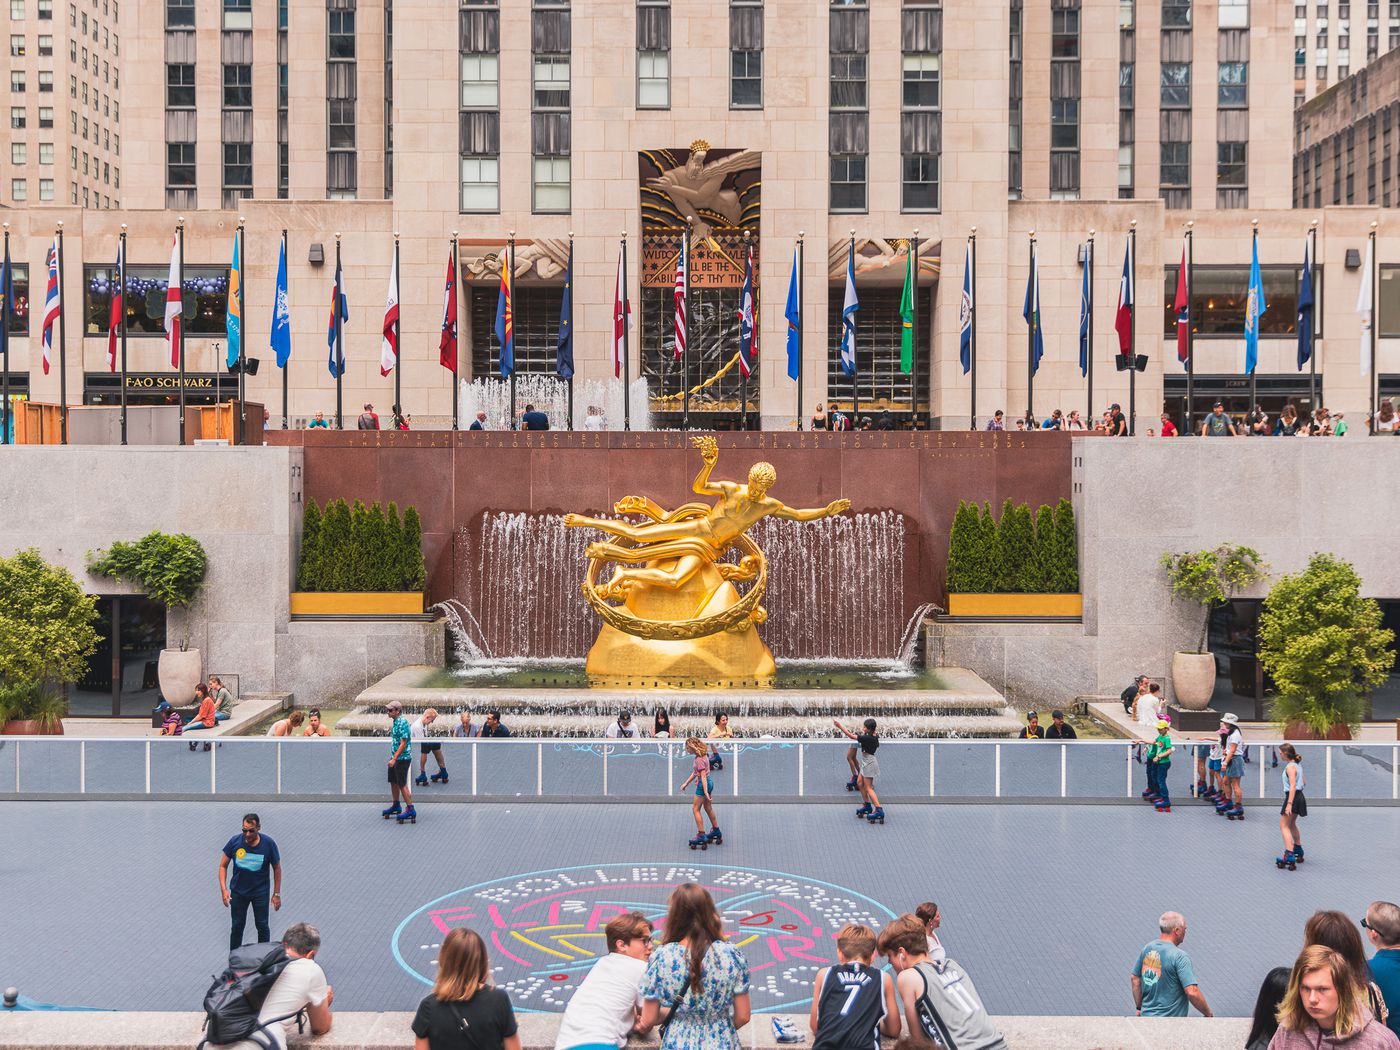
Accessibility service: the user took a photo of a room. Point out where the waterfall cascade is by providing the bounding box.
[459,376,651,432]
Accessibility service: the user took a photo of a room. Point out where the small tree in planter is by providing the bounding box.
[945,501,978,594]
[1258,553,1395,739]
[1041,499,1080,594]
[1159,544,1268,710]
[297,499,324,591]
[88,532,208,708]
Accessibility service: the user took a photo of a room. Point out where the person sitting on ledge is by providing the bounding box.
[479,711,512,738]
[210,675,234,722]
[1045,710,1078,740]
[1017,711,1045,739]
[302,708,332,738]
[267,711,305,738]
[184,684,218,734]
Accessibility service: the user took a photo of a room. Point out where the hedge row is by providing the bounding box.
[297,498,427,593]
[946,498,1079,594]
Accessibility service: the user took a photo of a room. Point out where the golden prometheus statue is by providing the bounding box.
[564,435,851,683]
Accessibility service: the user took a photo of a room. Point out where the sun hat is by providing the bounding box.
[1220,712,1239,725]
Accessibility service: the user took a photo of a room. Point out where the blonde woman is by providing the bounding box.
[1268,945,1398,1048]
[412,927,520,1050]
[679,737,720,850]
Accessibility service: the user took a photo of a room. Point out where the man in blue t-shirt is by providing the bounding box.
[218,813,282,951]
[1131,912,1213,1018]
[1364,900,1400,1038]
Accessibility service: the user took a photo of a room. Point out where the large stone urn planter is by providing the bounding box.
[158,647,203,706]
[1171,651,1216,710]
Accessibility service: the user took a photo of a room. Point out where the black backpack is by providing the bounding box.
[198,942,306,1049]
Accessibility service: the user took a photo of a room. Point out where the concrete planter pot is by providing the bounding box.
[1171,652,1216,710]
[945,594,1082,617]
[158,647,203,706]
[290,592,425,616]
[2,719,63,735]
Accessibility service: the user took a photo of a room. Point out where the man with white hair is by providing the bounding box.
[1130,911,1213,1018]
[1364,901,1400,1037]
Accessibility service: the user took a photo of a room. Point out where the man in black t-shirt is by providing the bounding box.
[1109,403,1128,436]
[1121,675,1148,715]
[1045,710,1078,739]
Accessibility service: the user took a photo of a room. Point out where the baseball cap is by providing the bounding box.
[619,710,632,723]
[1051,709,1065,720]
[1156,719,1170,730]
[386,701,402,712]
[1213,400,1224,407]
[1220,712,1239,725]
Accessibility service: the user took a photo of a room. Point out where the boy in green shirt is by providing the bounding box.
[1148,719,1174,813]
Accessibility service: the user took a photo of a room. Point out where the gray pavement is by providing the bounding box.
[2,796,1394,1019]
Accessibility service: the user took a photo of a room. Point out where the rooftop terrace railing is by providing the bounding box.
[2,738,1396,803]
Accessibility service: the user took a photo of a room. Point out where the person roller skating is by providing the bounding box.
[834,718,884,824]
[1275,743,1307,871]
[679,736,720,849]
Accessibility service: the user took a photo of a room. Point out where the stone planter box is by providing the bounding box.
[290,592,425,617]
[1,719,63,735]
[946,593,1082,617]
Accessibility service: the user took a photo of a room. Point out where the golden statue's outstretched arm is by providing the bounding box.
[689,435,723,496]
[771,498,852,522]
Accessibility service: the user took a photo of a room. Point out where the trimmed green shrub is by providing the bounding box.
[1160,544,1268,654]
[297,499,323,591]
[1041,499,1080,593]
[1259,553,1395,737]
[946,498,1080,595]
[1008,504,1041,592]
[294,497,426,593]
[400,507,427,592]
[1032,505,1054,593]
[0,549,99,686]
[945,501,976,594]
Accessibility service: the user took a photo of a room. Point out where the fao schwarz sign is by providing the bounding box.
[121,374,219,391]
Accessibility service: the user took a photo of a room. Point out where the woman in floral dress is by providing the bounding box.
[638,883,751,1050]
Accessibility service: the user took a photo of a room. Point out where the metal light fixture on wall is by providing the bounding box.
[308,243,325,266]
[1345,248,1362,270]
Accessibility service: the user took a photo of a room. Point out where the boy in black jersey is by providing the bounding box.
[810,924,900,1050]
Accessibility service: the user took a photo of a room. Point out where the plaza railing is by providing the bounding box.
[2,737,1397,803]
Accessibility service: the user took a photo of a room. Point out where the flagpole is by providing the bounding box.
[682,220,692,432]
[1308,219,1318,413]
[912,229,923,429]
[796,232,805,431]
[237,217,247,443]
[393,232,401,417]
[1086,230,1095,425]
[1370,221,1379,429]
[1186,222,1195,435]
[1128,220,1137,436]
[969,227,977,430]
[566,230,574,430]
[622,231,631,431]
[507,230,517,427]
[177,218,186,445]
[281,229,289,429]
[451,232,460,430]
[1026,231,1035,424]
[851,230,860,429]
[1,222,9,446]
[57,221,68,444]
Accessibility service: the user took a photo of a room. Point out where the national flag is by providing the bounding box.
[494,257,514,378]
[106,240,123,372]
[1357,236,1374,377]
[163,234,182,368]
[784,247,800,381]
[1114,239,1133,357]
[1174,242,1190,370]
[958,240,973,376]
[439,247,458,374]
[1244,236,1265,375]
[380,248,399,377]
[226,235,242,369]
[612,247,631,378]
[899,243,915,375]
[40,239,60,376]
[326,251,348,378]
[839,242,858,378]
[673,234,687,361]
[271,236,291,369]
[1077,244,1090,378]
[737,245,757,378]
[0,242,11,361]
[1297,241,1314,372]
[1023,248,1044,375]
[556,241,574,380]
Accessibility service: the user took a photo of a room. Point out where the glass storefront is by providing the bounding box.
[83,371,231,407]
[71,595,167,717]
[1163,374,1325,433]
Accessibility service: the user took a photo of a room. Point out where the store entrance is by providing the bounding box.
[71,596,167,717]
[1163,374,1324,434]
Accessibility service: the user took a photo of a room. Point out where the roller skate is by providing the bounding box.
[414,772,429,787]
[1194,781,1208,797]
[1155,800,1172,813]
[855,802,873,819]
[1292,844,1305,864]
[846,776,859,792]
[1276,850,1297,870]
[381,802,402,819]
[866,807,886,825]
[688,833,709,851]
[430,767,449,784]
[1227,806,1244,821]
[1214,798,1232,815]
[706,827,723,846]
[396,805,417,824]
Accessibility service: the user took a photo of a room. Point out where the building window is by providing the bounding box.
[1218,61,1247,106]
[83,264,230,336]
[38,141,53,164]
[830,54,867,109]
[830,153,866,212]
[328,98,355,149]
[36,71,51,93]
[532,55,568,110]
[460,155,499,212]
[1119,62,1134,106]
[1051,99,1079,148]
[38,106,52,127]
[9,107,23,128]
[533,156,569,212]
[37,34,51,55]
[1009,0,1022,197]
[1217,141,1246,186]
[637,50,669,108]
[223,64,251,108]
[1161,141,1190,185]
[1052,9,1079,56]
[11,143,25,164]
[902,153,937,211]
[1161,62,1191,107]
[1163,0,1191,27]
[731,50,762,108]
[328,10,355,58]
[1163,264,1317,337]
[223,0,250,30]
[902,53,939,109]
[166,64,195,108]
[9,0,23,17]
[1119,144,1134,188]
[8,34,22,56]
[461,54,499,107]
[166,142,195,188]
[11,72,26,93]
[223,142,251,193]
[39,178,53,200]
[165,0,193,28]
[36,0,49,17]
[11,179,27,201]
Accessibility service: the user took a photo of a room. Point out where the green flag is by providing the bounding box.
[899,246,914,374]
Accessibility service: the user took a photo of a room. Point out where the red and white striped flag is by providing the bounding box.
[380,248,399,377]
[106,240,123,372]
[40,238,60,376]
[672,233,687,360]
[163,234,182,367]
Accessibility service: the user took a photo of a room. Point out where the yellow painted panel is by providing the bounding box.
[946,593,1083,617]
[289,592,424,615]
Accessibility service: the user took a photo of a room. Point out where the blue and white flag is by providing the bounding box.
[1297,240,1314,372]
[1077,244,1090,378]
[958,240,973,376]
[270,236,291,369]
[1023,248,1044,376]
[737,246,756,378]
[1244,236,1265,375]
[784,247,800,381]
[839,242,859,378]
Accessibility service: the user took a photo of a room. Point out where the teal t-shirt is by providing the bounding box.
[1133,939,1197,1017]
[390,715,412,762]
